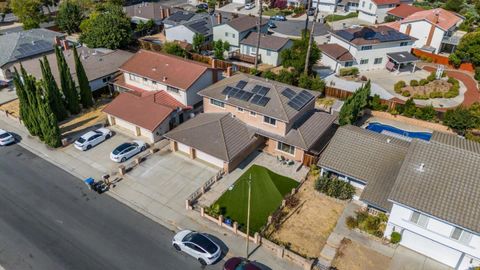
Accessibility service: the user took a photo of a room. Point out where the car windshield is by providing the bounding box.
[113,143,132,155]
[0,132,10,139]
[76,137,86,143]
[235,261,248,270]
[183,232,217,254]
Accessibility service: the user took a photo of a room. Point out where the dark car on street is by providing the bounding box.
[223,257,261,270]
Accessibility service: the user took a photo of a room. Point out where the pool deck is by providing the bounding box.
[363,116,433,133]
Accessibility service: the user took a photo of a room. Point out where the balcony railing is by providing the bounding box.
[229,50,260,65]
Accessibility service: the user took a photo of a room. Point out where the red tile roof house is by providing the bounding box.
[164,73,337,173]
[386,4,424,20]
[357,0,414,24]
[103,50,222,142]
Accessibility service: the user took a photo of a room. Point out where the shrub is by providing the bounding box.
[419,79,429,86]
[388,108,399,115]
[369,94,388,111]
[355,211,387,237]
[427,71,436,82]
[346,216,358,229]
[360,75,368,81]
[285,195,300,208]
[314,176,356,200]
[271,210,287,230]
[475,67,480,81]
[402,90,411,97]
[415,105,436,121]
[339,67,359,77]
[390,232,402,244]
[410,79,419,87]
[429,91,444,99]
[412,94,428,100]
[206,203,224,217]
[394,80,406,93]
[355,211,369,224]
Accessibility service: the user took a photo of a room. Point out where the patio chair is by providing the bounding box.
[286,160,294,166]
[277,155,285,163]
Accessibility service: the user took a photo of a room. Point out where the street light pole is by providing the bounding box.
[254,0,263,70]
[245,174,252,259]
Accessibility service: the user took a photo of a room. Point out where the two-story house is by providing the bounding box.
[318,126,480,269]
[104,50,222,142]
[213,15,268,50]
[358,0,413,24]
[384,8,464,54]
[318,26,418,73]
[164,73,337,173]
[239,33,293,66]
[123,2,170,26]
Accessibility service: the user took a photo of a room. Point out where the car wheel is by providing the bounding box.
[141,146,146,151]
[86,145,92,150]
[105,134,111,139]
[173,244,181,251]
[121,157,126,162]
[198,258,207,266]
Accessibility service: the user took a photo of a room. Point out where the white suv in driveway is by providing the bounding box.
[74,128,112,151]
[172,230,221,265]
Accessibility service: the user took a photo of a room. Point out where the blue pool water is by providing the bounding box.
[366,122,432,141]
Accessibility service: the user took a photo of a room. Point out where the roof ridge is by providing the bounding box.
[167,113,227,136]
[218,114,230,160]
[270,82,290,121]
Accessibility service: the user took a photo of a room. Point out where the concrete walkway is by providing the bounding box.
[0,114,300,270]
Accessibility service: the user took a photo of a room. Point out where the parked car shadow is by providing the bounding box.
[62,123,112,144]
[204,234,229,263]
[9,132,22,144]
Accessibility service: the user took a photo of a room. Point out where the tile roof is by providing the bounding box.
[224,16,268,32]
[164,113,259,161]
[123,2,167,22]
[198,73,320,122]
[318,125,410,211]
[318,43,354,62]
[372,0,400,5]
[332,26,414,46]
[0,28,64,67]
[14,47,133,86]
[240,33,291,52]
[119,50,212,90]
[103,91,184,131]
[387,4,424,19]
[431,131,480,154]
[389,139,480,233]
[401,8,463,31]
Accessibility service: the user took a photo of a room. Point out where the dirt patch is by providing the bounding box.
[60,103,108,136]
[0,99,20,118]
[267,176,346,258]
[332,238,391,270]
[402,80,452,96]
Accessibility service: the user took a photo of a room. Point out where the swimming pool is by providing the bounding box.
[366,122,432,141]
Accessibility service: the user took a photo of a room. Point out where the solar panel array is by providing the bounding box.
[250,94,270,106]
[286,90,314,111]
[252,86,270,96]
[236,80,247,89]
[188,20,209,35]
[281,88,296,99]
[221,82,271,107]
[169,11,195,22]
[336,28,410,43]
[14,40,53,59]
[222,86,253,101]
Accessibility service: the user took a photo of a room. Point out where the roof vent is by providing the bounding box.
[163,76,167,81]
[152,67,157,71]
[417,163,425,172]
[386,138,391,143]
[225,95,229,101]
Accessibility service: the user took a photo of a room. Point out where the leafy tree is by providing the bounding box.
[444,106,477,134]
[369,94,388,111]
[79,4,132,49]
[415,105,436,121]
[276,69,295,85]
[40,56,68,121]
[261,70,276,80]
[10,0,43,29]
[449,31,480,68]
[339,99,355,126]
[162,42,186,57]
[298,73,325,92]
[192,33,205,53]
[280,31,320,75]
[56,0,84,34]
[56,46,80,114]
[401,98,417,117]
[444,0,463,12]
[73,46,94,109]
[213,39,230,60]
[135,19,155,34]
[339,82,371,125]
[36,83,62,147]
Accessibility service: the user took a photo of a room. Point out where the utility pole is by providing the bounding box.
[245,174,252,259]
[254,0,263,70]
[304,4,319,75]
[303,0,313,39]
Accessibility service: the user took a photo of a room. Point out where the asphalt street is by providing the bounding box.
[0,144,223,270]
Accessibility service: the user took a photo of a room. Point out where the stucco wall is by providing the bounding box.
[264,138,304,162]
[399,20,446,53]
[165,25,196,44]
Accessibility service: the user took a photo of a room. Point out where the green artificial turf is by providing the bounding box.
[213,165,298,234]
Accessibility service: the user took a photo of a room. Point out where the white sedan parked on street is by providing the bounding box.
[74,128,112,151]
[110,140,147,163]
[244,2,255,9]
[172,230,221,265]
[0,129,15,146]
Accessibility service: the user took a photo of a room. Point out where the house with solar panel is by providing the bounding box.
[163,73,337,173]
[0,28,65,82]
[318,125,480,270]
[164,12,219,44]
[319,26,418,73]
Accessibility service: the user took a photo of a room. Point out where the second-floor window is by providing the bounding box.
[344,61,353,67]
[167,85,180,94]
[263,116,276,126]
[361,45,372,51]
[362,1,365,7]
[210,99,225,108]
[400,41,409,47]
[237,107,244,112]
[266,50,271,56]
[410,211,429,227]
[369,3,372,9]
[450,227,473,245]
[225,32,228,37]
[374,58,382,64]
[250,111,256,117]
[360,59,369,65]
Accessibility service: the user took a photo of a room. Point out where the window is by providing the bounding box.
[361,45,372,51]
[167,85,180,93]
[362,1,365,7]
[250,111,256,117]
[210,99,225,108]
[369,3,372,9]
[237,107,244,112]
[374,57,382,64]
[232,33,236,38]
[400,41,409,47]
[263,116,276,126]
[360,59,369,65]
[344,61,353,67]
[225,32,228,37]
[129,74,135,81]
[410,211,429,227]
[266,50,271,56]
[277,141,295,155]
[450,227,473,244]
[143,77,148,84]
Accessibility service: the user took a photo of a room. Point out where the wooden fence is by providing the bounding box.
[412,48,475,72]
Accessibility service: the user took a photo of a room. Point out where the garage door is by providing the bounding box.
[196,150,224,168]
[401,230,461,268]
[177,142,190,154]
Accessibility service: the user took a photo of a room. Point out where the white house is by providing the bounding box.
[165,13,221,44]
[384,8,464,54]
[239,33,292,66]
[320,26,417,73]
[213,15,268,50]
[357,0,413,23]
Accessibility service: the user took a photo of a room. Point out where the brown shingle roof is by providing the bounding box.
[119,50,212,90]
[318,43,354,62]
[240,33,291,51]
[225,16,268,32]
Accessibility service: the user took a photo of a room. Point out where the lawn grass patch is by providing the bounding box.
[213,165,298,234]
[325,12,358,22]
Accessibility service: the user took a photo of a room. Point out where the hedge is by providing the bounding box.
[339,67,359,77]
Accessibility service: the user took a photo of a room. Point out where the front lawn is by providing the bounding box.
[212,165,298,234]
[325,12,358,22]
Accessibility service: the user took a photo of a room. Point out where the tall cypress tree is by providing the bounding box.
[55,46,81,114]
[37,83,62,148]
[16,66,43,137]
[40,56,68,121]
[73,46,94,108]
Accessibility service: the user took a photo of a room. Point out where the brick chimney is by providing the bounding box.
[53,36,61,46]
[211,58,216,69]
[165,7,171,17]
[226,66,233,77]
[216,13,222,24]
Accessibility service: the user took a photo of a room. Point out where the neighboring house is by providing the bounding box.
[123,2,171,25]
[318,126,480,270]
[213,16,268,50]
[0,28,65,81]
[337,0,360,12]
[162,10,207,29]
[386,4,424,20]
[14,47,133,92]
[103,91,186,143]
[319,26,418,72]
[165,13,220,44]
[239,33,292,66]
[384,8,464,54]
[164,73,337,172]
[314,0,359,13]
[108,50,222,140]
[357,0,413,24]
[287,0,307,7]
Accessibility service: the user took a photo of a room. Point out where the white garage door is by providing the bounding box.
[196,150,224,168]
[401,230,461,268]
[177,142,190,154]
[115,118,137,134]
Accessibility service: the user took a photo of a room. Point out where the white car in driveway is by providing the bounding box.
[74,128,112,151]
[110,140,147,163]
[0,129,15,146]
[244,2,255,10]
[172,230,221,265]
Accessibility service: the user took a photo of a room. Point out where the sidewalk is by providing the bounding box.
[0,115,300,270]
